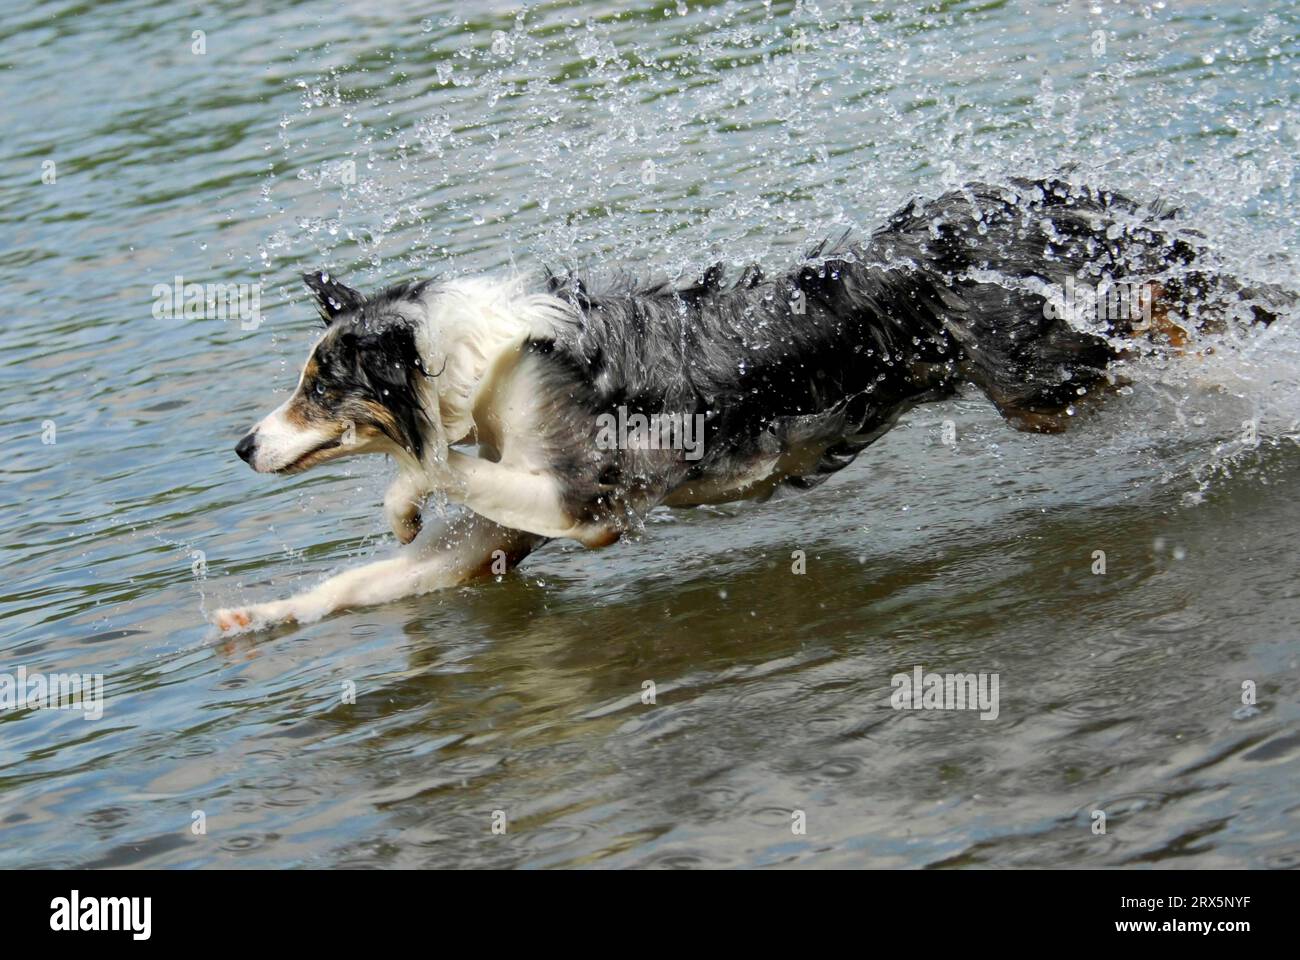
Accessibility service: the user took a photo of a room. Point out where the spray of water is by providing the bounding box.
[254,1,1299,502]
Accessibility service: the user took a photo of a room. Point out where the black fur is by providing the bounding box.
[527,175,1287,524]
[303,271,364,323]
[296,176,1289,536]
[303,277,436,459]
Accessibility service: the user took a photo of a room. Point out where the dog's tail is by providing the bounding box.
[825,175,1293,432]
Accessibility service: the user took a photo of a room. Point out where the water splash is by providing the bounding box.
[256,0,1299,503]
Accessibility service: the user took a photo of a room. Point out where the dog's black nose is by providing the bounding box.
[235,433,257,464]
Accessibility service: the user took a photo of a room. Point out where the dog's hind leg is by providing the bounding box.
[863,176,1291,435]
[212,512,545,633]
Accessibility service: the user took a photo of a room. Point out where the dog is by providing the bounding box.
[214,174,1287,632]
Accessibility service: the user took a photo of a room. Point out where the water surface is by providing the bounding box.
[1,0,1298,868]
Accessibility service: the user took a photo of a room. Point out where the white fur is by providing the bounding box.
[214,511,543,633]
[245,366,333,473]
[411,276,575,458]
[386,277,605,539]
[216,275,601,633]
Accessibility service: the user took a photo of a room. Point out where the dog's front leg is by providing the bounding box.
[383,464,434,544]
[212,512,545,633]
[443,449,620,547]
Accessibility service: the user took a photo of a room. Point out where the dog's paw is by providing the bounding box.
[385,498,423,544]
[213,604,291,634]
[213,599,311,634]
[392,509,422,545]
[213,607,255,633]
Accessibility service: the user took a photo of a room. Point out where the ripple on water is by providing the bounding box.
[2,0,1298,871]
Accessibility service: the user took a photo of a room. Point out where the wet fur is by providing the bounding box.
[216,175,1287,632]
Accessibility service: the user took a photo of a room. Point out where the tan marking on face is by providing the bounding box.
[284,358,321,427]
[355,399,401,445]
[284,398,312,427]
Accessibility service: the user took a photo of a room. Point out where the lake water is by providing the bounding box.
[1,0,1298,868]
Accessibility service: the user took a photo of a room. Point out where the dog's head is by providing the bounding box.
[234,271,435,474]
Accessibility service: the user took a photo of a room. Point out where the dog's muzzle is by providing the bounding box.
[235,433,257,465]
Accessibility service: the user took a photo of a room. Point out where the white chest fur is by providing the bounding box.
[413,276,574,451]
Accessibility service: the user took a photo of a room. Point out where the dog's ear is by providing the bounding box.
[302,270,364,324]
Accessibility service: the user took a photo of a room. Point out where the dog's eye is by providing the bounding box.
[310,381,326,400]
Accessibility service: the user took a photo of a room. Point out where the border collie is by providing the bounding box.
[214,175,1286,632]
